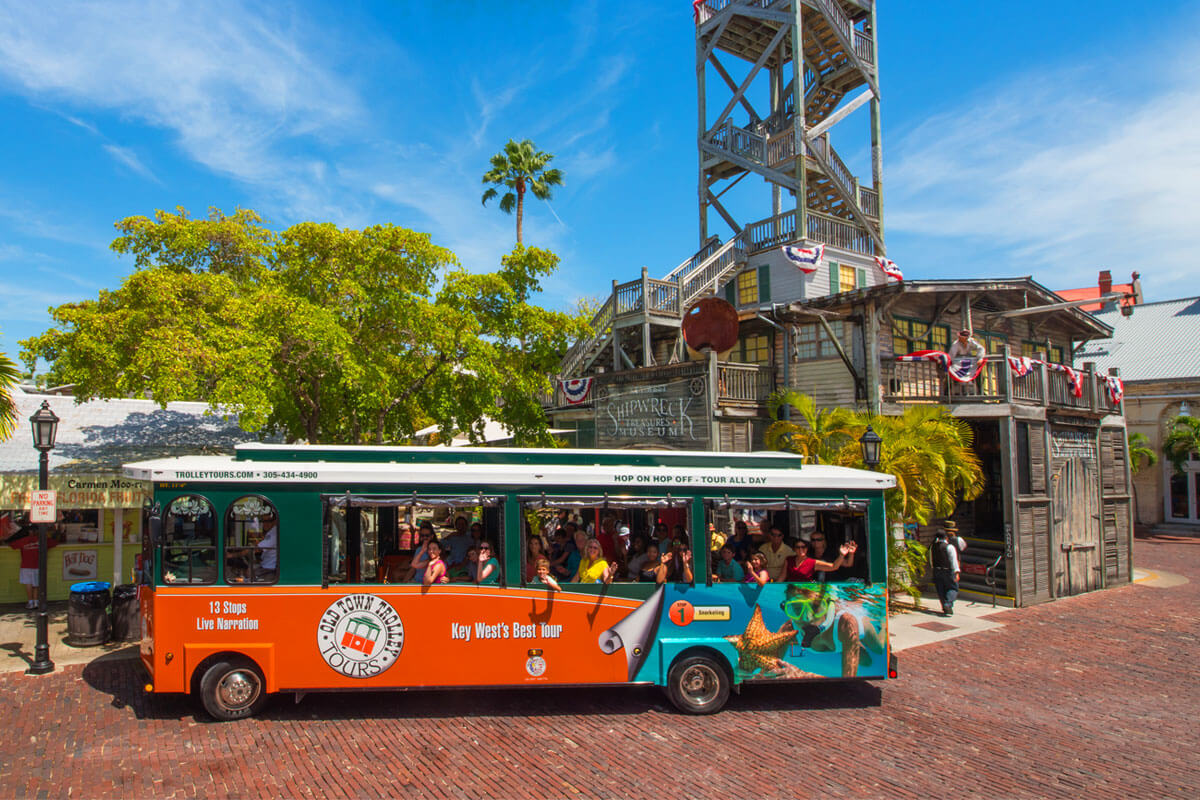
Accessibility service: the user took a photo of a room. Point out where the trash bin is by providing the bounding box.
[67,581,111,646]
[110,584,141,642]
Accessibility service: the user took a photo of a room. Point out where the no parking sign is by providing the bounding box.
[30,489,56,523]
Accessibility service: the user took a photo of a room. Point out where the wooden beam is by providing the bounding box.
[698,140,801,191]
[706,189,743,234]
[707,23,789,137]
[807,87,873,139]
[707,54,762,124]
[698,15,731,65]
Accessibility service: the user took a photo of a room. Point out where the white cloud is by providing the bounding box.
[0,0,363,213]
[886,53,1200,290]
[102,144,161,184]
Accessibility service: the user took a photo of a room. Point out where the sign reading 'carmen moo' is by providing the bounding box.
[595,377,710,449]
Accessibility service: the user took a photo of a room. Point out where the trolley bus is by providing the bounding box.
[125,444,897,720]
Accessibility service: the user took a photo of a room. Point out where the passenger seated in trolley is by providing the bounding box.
[530,556,560,591]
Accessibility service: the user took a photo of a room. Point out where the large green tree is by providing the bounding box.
[21,207,585,445]
[481,139,563,245]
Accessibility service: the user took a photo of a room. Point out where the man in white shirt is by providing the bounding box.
[948,329,986,362]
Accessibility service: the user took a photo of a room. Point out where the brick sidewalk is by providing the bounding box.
[1,536,1196,799]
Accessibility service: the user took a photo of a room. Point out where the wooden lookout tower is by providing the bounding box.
[695,0,883,260]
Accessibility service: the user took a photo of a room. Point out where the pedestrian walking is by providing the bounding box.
[929,524,960,616]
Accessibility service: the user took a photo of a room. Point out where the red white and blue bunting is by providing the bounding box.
[781,244,824,275]
[1007,356,1036,377]
[896,350,985,384]
[560,377,594,405]
[874,256,903,282]
[1102,374,1124,404]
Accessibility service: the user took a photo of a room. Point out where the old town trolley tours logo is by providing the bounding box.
[317,594,404,678]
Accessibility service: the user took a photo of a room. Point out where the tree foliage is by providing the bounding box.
[1127,431,1157,475]
[0,338,19,442]
[764,389,858,465]
[481,139,563,245]
[1163,415,1200,473]
[766,392,985,526]
[21,207,586,445]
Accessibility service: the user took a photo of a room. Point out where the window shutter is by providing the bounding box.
[857,267,867,288]
[829,261,839,293]
[757,264,771,303]
[724,278,736,305]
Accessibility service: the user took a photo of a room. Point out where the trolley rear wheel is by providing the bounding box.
[666,654,730,714]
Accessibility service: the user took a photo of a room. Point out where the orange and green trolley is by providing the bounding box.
[124,444,897,720]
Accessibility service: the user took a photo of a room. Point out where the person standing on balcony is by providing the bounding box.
[949,329,986,362]
[948,329,987,396]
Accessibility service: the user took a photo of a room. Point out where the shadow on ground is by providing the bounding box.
[80,654,881,724]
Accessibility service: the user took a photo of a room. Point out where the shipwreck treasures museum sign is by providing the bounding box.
[594,376,710,450]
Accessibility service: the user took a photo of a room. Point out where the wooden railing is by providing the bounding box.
[680,236,746,307]
[718,362,776,406]
[805,210,876,255]
[743,208,875,255]
[663,238,721,283]
[560,295,613,379]
[852,30,875,66]
[880,353,1125,416]
[745,210,797,252]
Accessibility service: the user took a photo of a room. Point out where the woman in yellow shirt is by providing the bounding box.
[571,538,616,584]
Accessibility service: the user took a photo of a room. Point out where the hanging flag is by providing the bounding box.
[692,0,705,23]
[1046,362,1083,398]
[874,256,903,282]
[782,244,824,275]
[896,350,985,383]
[560,377,594,405]
[1007,356,1038,378]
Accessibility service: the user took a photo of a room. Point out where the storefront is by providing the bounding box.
[1,473,148,601]
[1,387,250,603]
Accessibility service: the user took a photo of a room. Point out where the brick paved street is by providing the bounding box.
[1,536,1197,799]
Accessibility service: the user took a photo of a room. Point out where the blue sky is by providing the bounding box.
[2,0,1198,365]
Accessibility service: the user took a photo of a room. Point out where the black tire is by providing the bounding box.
[198,657,267,721]
[666,654,730,714]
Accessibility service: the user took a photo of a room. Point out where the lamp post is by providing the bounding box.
[859,424,882,470]
[28,400,59,676]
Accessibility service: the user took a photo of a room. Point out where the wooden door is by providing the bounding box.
[1052,457,1101,596]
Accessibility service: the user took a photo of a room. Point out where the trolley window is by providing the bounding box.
[520,495,692,586]
[162,495,217,585]
[224,495,279,585]
[322,494,504,586]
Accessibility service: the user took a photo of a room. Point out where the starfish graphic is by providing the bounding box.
[725,605,800,675]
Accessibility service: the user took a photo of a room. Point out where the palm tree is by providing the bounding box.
[481,139,563,245]
[764,389,858,465]
[832,405,984,527]
[1128,432,1157,475]
[1163,414,1200,472]
[0,345,20,442]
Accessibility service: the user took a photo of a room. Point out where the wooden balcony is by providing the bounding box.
[880,355,1124,417]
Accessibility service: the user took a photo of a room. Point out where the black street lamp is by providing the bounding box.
[28,400,59,676]
[859,424,882,470]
